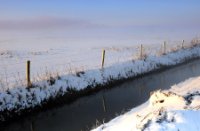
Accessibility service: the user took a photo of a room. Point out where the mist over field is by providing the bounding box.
[0,27,199,52]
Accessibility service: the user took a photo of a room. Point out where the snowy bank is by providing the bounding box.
[92,76,200,131]
[1,46,200,122]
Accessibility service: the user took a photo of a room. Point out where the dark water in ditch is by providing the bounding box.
[2,59,200,131]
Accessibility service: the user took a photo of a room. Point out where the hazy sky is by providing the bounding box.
[0,0,200,42]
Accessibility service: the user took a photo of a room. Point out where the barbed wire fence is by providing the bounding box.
[0,38,199,91]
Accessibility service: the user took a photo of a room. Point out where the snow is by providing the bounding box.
[0,39,194,89]
[0,39,200,120]
[92,76,200,131]
[144,110,200,131]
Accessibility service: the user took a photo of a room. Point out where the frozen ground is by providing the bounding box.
[0,37,195,90]
[92,76,200,131]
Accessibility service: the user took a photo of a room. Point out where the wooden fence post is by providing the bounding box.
[182,40,184,49]
[140,44,143,59]
[26,60,31,87]
[101,49,105,69]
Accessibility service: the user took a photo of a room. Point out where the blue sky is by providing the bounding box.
[0,0,200,40]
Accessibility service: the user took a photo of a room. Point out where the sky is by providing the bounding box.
[0,0,200,46]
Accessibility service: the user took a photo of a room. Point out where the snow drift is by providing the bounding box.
[93,76,200,131]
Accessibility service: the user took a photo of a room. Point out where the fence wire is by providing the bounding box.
[0,39,198,91]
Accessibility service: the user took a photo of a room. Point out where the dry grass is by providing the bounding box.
[0,38,199,91]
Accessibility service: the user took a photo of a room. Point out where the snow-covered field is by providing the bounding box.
[0,38,194,90]
[92,76,200,131]
[0,37,200,121]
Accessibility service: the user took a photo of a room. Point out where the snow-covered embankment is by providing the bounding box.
[92,76,200,131]
[1,46,200,122]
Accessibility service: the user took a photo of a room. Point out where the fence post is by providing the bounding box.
[101,49,105,69]
[26,60,31,87]
[163,41,166,54]
[140,44,143,59]
[182,40,184,49]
